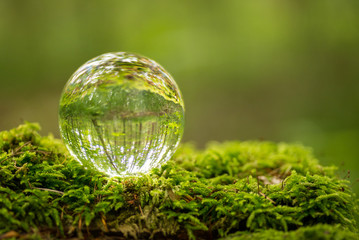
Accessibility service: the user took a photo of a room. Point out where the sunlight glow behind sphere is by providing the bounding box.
[59,52,185,176]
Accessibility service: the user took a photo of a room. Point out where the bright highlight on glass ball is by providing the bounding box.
[59,52,185,176]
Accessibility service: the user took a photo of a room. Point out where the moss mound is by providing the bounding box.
[0,123,358,239]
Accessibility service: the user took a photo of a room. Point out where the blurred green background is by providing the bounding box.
[1,1,358,193]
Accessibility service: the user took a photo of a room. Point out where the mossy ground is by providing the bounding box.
[0,123,358,239]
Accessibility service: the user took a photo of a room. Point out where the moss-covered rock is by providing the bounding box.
[0,123,357,239]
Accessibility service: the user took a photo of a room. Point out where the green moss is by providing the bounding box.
[0,122,358,239]
[224,224,358,240]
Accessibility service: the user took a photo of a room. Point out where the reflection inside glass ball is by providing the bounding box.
[59,52,185,176]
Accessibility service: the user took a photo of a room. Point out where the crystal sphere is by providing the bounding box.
[59,52,184,176]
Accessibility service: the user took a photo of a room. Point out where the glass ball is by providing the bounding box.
[59,52,184,176]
